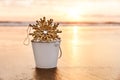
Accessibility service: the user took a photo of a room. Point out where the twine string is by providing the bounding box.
[23,26,31,46]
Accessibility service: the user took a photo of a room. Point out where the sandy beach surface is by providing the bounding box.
[0,26,120,80]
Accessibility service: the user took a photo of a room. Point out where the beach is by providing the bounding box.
[0,26,120,80]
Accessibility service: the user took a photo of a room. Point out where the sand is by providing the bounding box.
[0,26,120,80]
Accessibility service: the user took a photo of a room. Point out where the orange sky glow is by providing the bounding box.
[0,0,120,22]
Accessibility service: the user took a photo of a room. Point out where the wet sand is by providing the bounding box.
[0,26,120,80]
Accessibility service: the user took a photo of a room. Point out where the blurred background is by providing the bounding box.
[0,0,120,23]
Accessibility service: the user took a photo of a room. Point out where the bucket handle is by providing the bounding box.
[55,41,62,58]
[58,46,62,58]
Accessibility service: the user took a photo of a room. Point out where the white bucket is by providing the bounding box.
[32,40,61,68]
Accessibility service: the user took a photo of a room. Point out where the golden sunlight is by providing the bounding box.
[66,8,85,21]
[67,9,81,21]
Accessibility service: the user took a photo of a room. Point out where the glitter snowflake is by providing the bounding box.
[29,17,62,42]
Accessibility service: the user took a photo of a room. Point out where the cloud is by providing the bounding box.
[0,0,33,6]
[16,0,33,6]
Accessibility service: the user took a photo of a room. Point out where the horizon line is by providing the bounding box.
[0,21,120,24]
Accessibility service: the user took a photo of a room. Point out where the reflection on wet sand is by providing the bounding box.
[34,68,61,80]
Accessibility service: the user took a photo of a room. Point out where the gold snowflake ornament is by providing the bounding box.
[29,17,62,42]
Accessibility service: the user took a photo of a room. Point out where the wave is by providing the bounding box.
[0,21,120,26]
[59,21,120,26]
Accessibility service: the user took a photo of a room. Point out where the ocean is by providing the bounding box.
[0,21,120,27]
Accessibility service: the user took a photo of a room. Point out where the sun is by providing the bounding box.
[65,8,85,21]
[68,10,80,19]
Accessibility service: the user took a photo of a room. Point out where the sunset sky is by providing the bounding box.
[0,0,120,22]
